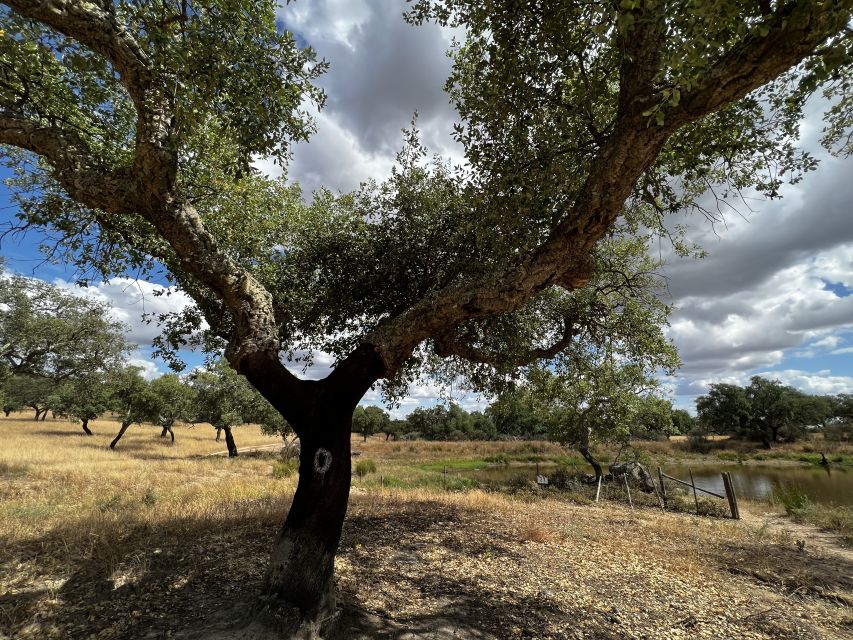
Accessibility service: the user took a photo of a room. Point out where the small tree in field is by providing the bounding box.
[149,374,195,443]
[352,405,390,442]
[3,374,55,421]
[52,373,112,435]
[108,368,158,450]
[190,360,257,457]
[2,0,852,630]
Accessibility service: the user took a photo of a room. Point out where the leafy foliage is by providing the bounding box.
[696,376,836,445]
[0,275,130,381]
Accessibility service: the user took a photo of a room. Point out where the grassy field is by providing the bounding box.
[1,415,852,639]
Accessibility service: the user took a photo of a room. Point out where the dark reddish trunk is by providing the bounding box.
[362,432,367,442]
[110,421,131,450]
[33,407,42,421]
[160,425,175,442]
[240,344,384,634]
[40,409,47,421]
[81,418,93,436]
[261,407,352,629]
[3,408,10,416]
[223,426,238,457]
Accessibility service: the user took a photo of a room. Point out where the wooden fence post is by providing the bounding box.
[624,475,633,510]
[689,469,700,515]
[595,475,603,503]
[722,472,740,520]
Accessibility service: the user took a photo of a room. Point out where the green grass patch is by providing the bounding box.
[363,472,480,492]
[355,459,377,477]
[272,459,298,478]
[418,458,491,472]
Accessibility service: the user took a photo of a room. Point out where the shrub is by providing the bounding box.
[272,459,298,478]
[774,484,811,516]
[355,459,377,478]
[485,453,510,466]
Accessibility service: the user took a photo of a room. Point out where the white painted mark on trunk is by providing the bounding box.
[314,447,332,475]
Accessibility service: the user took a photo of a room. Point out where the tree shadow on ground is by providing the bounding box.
[717,538,852,606]
[30,429,86,437]
[0,500,618,640]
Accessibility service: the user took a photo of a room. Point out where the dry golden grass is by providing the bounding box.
[0,413,291,546]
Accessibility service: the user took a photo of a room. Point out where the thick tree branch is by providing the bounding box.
[675,1,853,124]
[0,112,137,212]
[433,317,577,368]
[2,0,152,106]
[367,0,852,375]
[617,1,667,119]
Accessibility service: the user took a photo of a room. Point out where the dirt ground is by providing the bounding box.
[2,491,851,639]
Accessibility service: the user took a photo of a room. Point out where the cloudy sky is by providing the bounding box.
[1,0,852,414]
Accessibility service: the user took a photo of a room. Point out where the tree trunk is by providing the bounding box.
[40,409,47,421]
[81,418,93,436]
[167,425,175,443]
[261,408,353,631]
[579,446,604,481]
[160,426,168,438]
[3,408,10,416]
[215,427,222,442]
[223,426,238,457]
[578,424,603,480]
[33,407,41,420]
[362,432,367,442]
[110,420,131,450]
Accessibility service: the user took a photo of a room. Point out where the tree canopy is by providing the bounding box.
[2,0,852,630]
[696,376,835,446]
[0,274,130,381]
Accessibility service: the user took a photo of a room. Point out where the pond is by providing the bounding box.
[460,462,853,506]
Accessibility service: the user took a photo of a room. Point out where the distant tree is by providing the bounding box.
[149,374,195,443]
[469,411,496,441]
[696,383,751,437]
[190,360,258,457]
[404,406,445,440]
[670,409,696,436]
[632,397,677,441]
[0,275,129,382]
[108,368,159,449]
[535,363,671,480]
[352,406,390,442]
[255,395,298,458]
[52,372,112,435]
[383,419,407,442]
[0,376,23,416]
[445,404,475,440]
[696,377,826,447]
[3,374,55,421]
[825,394,853,441]
[486,392,547,440]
